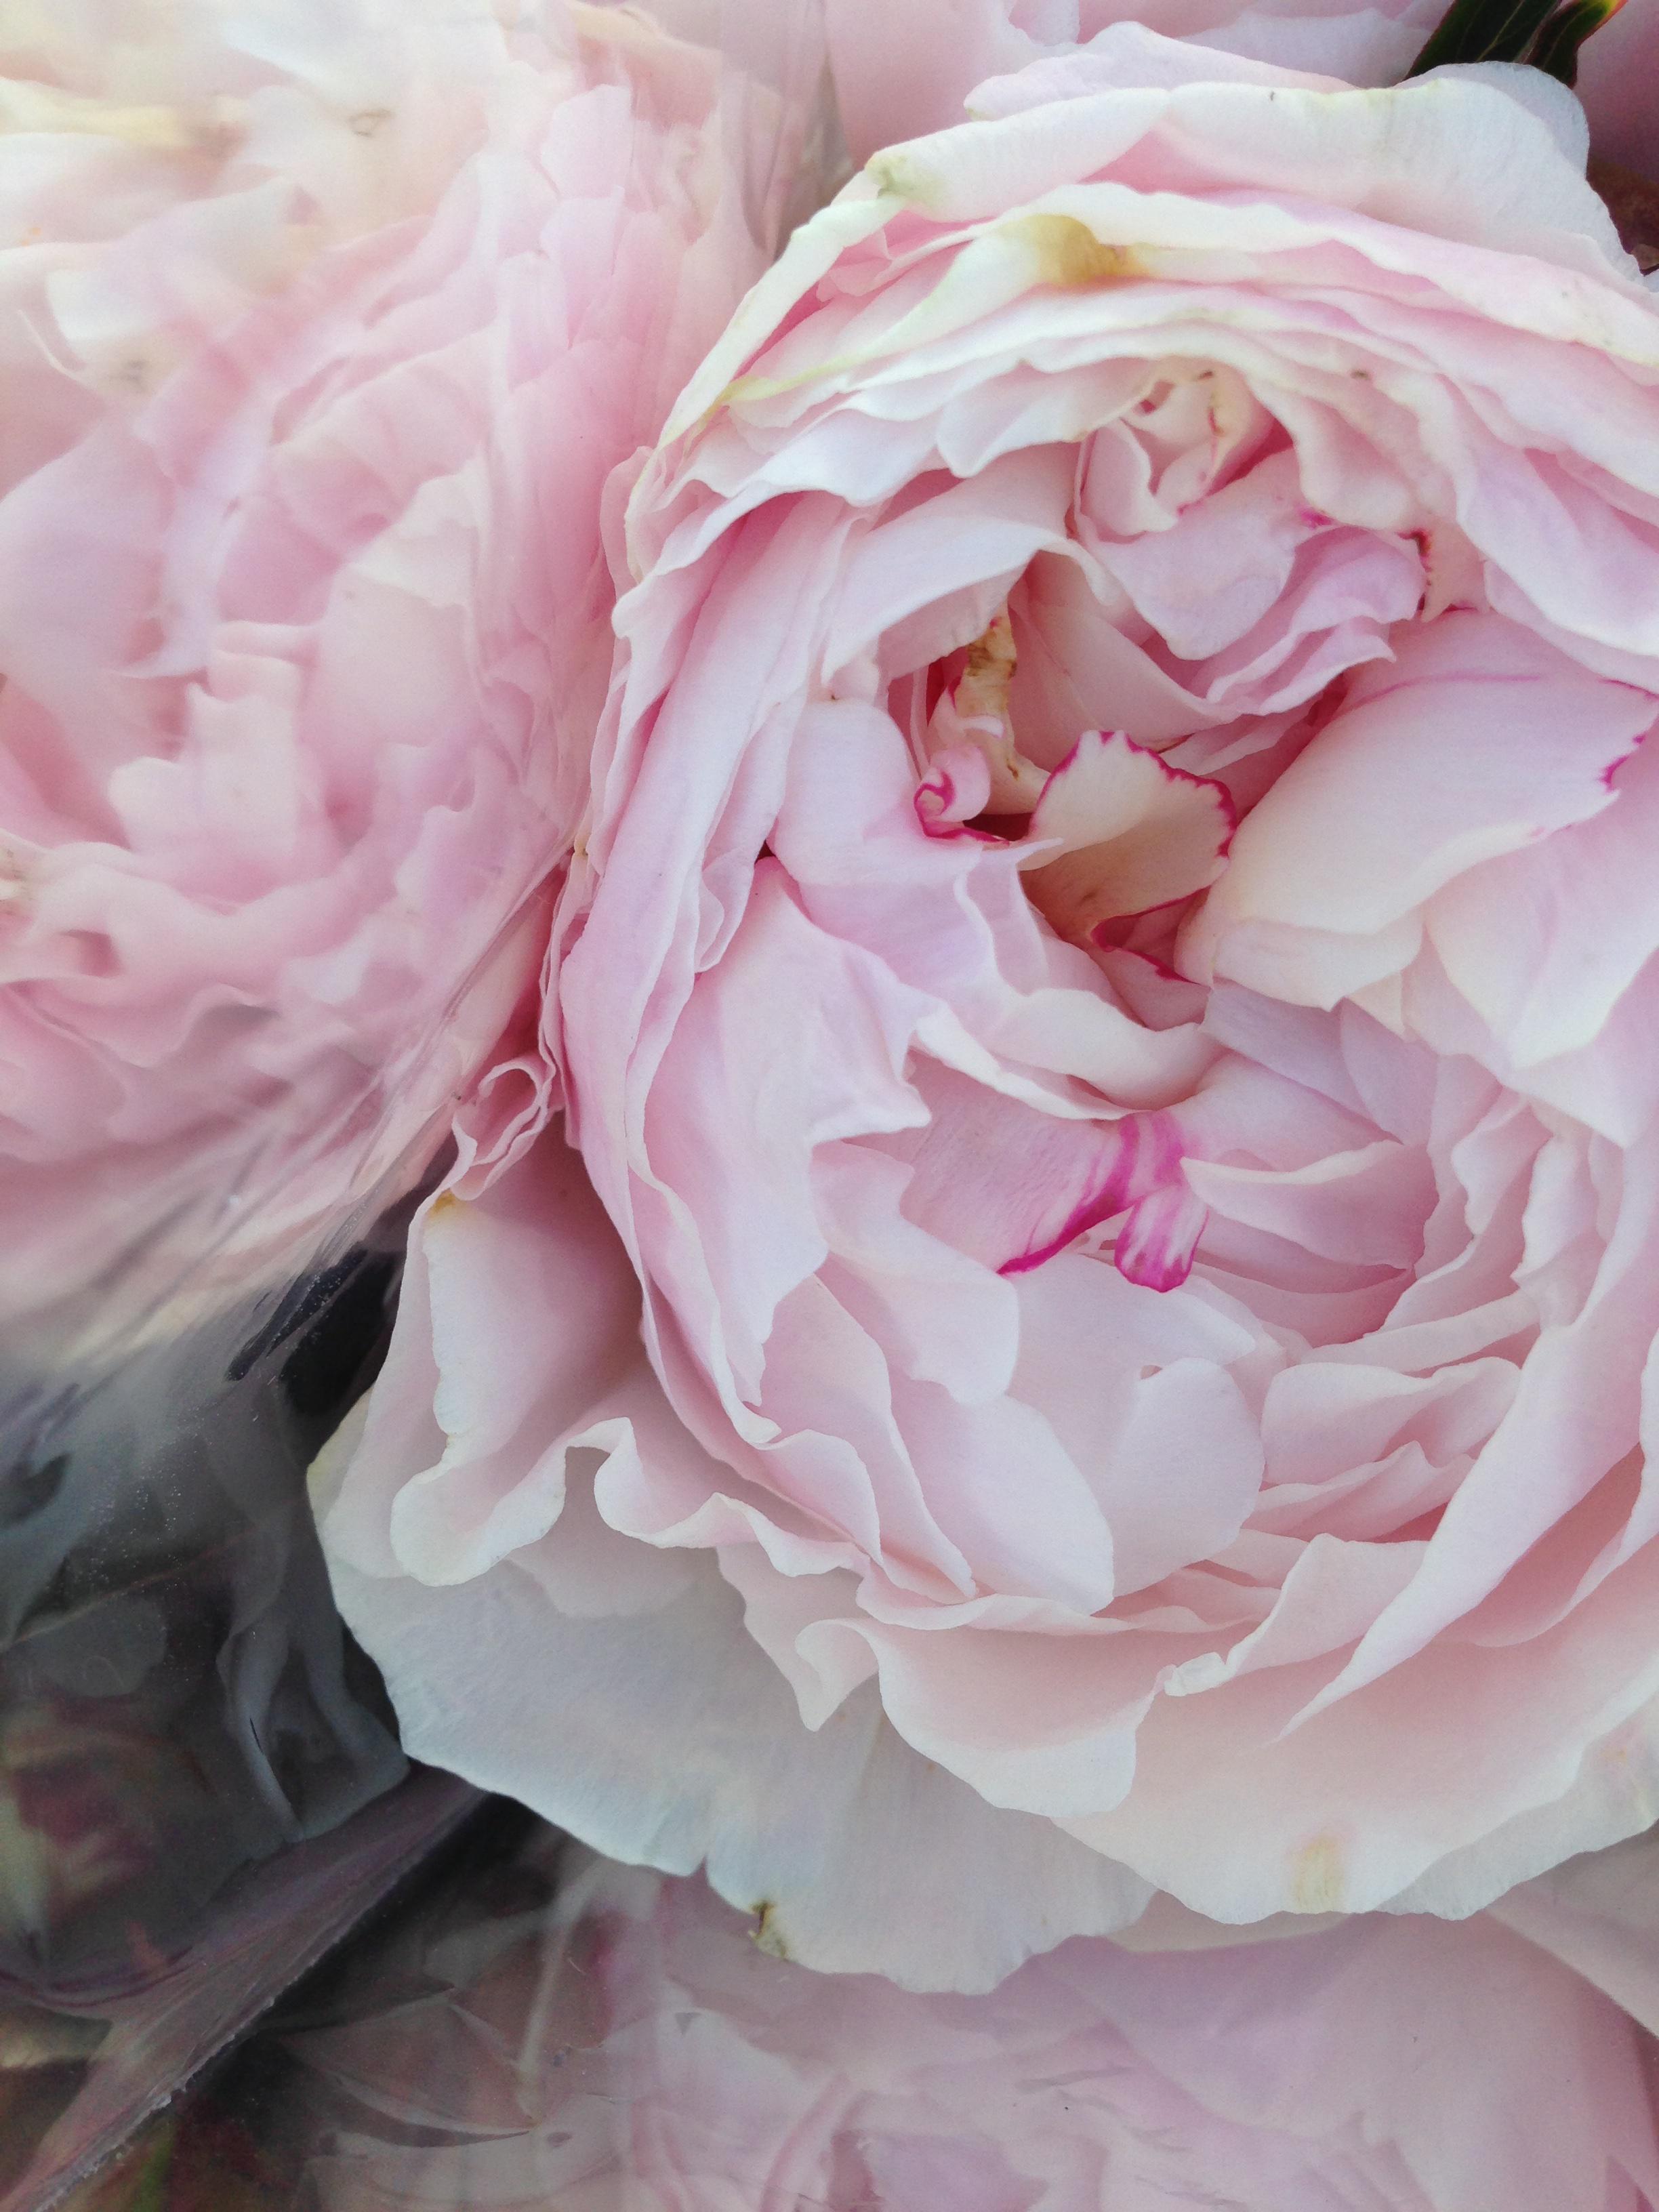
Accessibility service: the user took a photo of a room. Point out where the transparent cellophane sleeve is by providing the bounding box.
[0,0,836,2192]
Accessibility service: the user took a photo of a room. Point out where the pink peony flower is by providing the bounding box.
[282,1842,1659,2212]
[822,0,1658,169]
[0,0,822,1357]
[322,37,1659,1988]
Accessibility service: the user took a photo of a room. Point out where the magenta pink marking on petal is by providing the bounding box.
[1033,727,1238,823]
[916,741,996,840]
[997,1115,1208,1281]
[1117,741,1242,859]
[1021,731,1238,940]
[996,1116,1162,1277]
[1114,1180,1208,1292]
[915,790,951,836]
[1120,947,1183,982]
[1603,734,1648,792]
[996,1120,1141,1278]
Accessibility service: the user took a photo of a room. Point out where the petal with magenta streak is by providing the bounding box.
[1021,729,1234,941]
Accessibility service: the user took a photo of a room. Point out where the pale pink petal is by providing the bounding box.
[318,1516,1153,1992]
[1427,726,1659,1071]
[915,739,995,832]
[1019,726,1234,936]
[1193,615,1656,1008]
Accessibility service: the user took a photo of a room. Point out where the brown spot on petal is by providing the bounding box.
[866,148,937,208]
[956,609,1017,724]
[1010,213,1137,289]
[928,610,1048,814]
[1291,1832,1347,1913]
[751,1900,790,1960]
[1590,157,1659,276]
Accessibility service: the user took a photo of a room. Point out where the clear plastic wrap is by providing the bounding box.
[0,1171,483,2211]
[1,1194,420,2006]
[0,0,836,2196]
[1,1769,479,2212]
[54,1802,1659,2212]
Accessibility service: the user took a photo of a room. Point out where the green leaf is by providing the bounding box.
[1407,0,1559,73]
[1406,0,1633,78]
[1530,0,1631,81]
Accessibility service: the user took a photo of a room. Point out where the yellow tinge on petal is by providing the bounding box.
[1008,211,1139,289]
[0,80,237,155]
[1291,1833,1348,1914]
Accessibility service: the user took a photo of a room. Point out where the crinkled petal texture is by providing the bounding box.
[323,38,1659,1989]
[822,0,1654,167]
[285,1850,1659,2212]
[0,0,821,1353]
